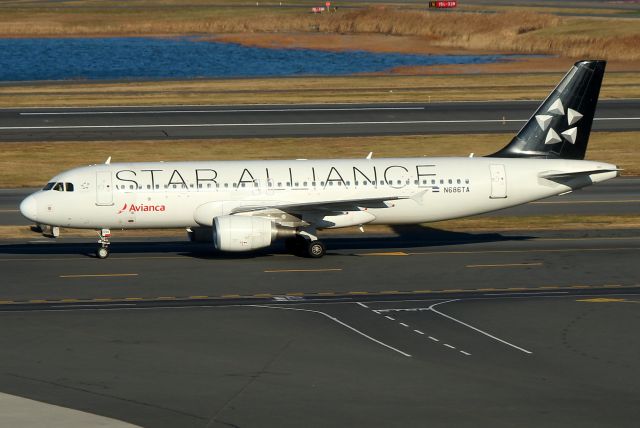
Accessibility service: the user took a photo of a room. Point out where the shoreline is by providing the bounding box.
[1,32,639,76]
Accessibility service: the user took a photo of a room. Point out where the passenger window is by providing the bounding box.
[65,183,74,192]
[457,179,461,184]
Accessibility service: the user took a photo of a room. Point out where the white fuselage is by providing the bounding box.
[21,156,618,230]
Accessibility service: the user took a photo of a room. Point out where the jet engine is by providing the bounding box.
[213,215,295,252]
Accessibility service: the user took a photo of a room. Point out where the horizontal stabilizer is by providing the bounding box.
[539,168,621,180]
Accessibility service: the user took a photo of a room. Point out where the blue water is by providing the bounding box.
[0,37,508,81]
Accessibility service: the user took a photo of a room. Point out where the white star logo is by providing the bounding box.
[547,99,564,115]
[545,128,562,145]
[567,108,583,126]
[561,127,578,144]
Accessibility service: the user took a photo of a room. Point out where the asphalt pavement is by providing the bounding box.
[1,100,638,141]
[0,227,639,427]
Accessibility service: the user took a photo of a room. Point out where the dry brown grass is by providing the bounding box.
[0,4,637,60]
[3,213,639,240]
[1,131,637,188]
[1,71,639,108]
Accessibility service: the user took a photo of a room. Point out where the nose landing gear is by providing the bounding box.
[96,228,111,259]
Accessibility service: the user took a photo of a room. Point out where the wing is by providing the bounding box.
[231,195,409,215]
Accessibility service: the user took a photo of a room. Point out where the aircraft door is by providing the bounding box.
[96,171,114,206]
[489,164,507,199]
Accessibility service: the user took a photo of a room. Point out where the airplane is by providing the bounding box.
[19,60,618,259]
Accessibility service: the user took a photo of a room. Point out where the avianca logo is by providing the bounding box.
[118,203,166,214]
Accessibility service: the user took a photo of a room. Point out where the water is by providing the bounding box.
[0,37,509,81]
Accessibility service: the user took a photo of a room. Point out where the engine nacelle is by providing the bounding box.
[213,215,277,252]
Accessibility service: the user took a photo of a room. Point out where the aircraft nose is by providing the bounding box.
[19,195,38,222]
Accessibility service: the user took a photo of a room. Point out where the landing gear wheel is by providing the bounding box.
[96,246,110,259]
[96,228,111,259]
[307,240,326,258]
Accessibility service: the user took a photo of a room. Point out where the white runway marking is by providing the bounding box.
[414,329,425,335]
[385,316,395,321]
[444,344,456,349]
[460,351,472,356]
[20,106,424,115]
[428,336,439,342]
[356,302,369,309]
[2,117,636,132]
[0,118,528,131]
[428,300,533,354]
[252,305,412,358]
[399,322,409,327]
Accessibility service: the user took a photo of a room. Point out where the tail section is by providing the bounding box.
[489,60,606,160]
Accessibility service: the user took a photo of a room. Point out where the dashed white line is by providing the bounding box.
[428,336,439,342]
[460,351,472,356]
[399,322,409,327]
[385,316,396,321]
[414,329,425,335]
[356,302,369,309]
[444,344,456,349]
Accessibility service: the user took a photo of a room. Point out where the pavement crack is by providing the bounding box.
[5,372,206,421]
[206,338,293,428]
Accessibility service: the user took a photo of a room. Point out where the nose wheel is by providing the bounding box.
[96,246,110,259]
[96,228,111,259]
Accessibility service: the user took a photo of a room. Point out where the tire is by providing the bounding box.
[307,240,326,258]
[96,247,110,259]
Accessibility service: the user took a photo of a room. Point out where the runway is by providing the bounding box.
[1,99,639,141]
[0,227,639,427]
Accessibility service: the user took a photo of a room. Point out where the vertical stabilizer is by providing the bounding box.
[489,60,606,160]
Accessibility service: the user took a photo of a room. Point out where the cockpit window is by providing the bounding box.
[52,182,64,191]
[65,183,74,192]
[42,182,55,191]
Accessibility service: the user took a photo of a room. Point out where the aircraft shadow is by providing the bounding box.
[0,226,532,258]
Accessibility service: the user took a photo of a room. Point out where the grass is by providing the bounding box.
[2,214,639,240]
[0,3,638,61]
[1,72,639,107]
[1,132,638,188]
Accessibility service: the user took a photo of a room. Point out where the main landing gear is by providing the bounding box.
[284,231,326,258]
[96,228,111,259]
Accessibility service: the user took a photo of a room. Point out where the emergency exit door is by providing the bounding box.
[96,171,114,206]
[489,164,507,199]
